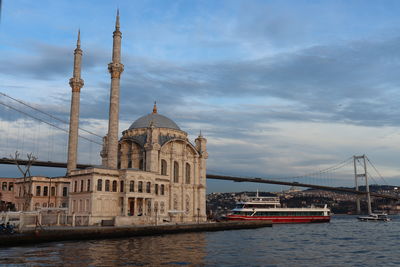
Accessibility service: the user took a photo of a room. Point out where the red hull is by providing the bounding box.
[226,215,330,224]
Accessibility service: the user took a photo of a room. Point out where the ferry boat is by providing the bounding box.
[357,213,391,222]
[225,194,331,224]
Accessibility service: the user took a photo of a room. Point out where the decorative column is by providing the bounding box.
[67,30,84,174]
[107,10,124,169]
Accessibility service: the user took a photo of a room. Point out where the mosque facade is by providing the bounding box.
[66,12,208,225]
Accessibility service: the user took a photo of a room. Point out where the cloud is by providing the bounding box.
[0,42,108,80]
[3,19,400,189]
[99,36,400,135]
[4,35,400,133]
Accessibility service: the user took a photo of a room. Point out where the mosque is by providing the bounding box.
[0,12,208,226]
[66,12,208,225]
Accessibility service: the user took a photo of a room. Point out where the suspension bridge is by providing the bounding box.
[0,91,398,201]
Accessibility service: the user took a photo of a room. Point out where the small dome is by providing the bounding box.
[129,113,181,130]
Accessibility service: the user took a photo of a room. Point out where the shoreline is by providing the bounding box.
[0,220,272,247]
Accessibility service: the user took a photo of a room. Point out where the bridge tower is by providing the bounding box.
[106,9,124,169]
[353,155,372,214]
[67,30,84,174]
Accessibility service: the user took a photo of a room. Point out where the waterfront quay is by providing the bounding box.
[0,220,272,247]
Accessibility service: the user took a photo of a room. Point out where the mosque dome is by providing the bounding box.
[128,103,181,130]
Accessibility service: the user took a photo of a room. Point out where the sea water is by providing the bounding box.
[0,215,399,266]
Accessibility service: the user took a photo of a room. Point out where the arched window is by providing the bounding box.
[80,180,84,192]
[63,187,68,196]
[36,186,41,196]
[105,180,110,192]
[87,179,91,192]
[51,186,56,196]
[161,160,167,175]
[128,152,132,168]
[2,182,7,191]
[161,184,165,195]
[97,179,103,191]
[155,184,159,195]
[146,182,151,193]
[43,186,48,196]
[120,181,124,192]
[8,182,13,191]
[174,161,179,183]
[139,159,144,170]
[130,181,134,192]
[112,181,117,192]
[138,181,143,193]
[74,181,77,192]
[185,163,191,184]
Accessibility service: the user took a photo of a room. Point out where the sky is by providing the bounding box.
[2,0,400,192]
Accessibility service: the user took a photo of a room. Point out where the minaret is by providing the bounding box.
[195,131,208,222]
[106,10,124,168]
[67,30,84,174]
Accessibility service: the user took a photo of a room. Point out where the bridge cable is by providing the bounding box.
[273,156,353,181]
[0,92,103,139]
[209,156,353,183]
[0,100,102,146]
[366,156,389,185]
[355,158,380,187]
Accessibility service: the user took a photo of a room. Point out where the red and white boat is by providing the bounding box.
[225,193,331,224]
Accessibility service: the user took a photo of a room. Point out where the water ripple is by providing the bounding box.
[1,216,400,266]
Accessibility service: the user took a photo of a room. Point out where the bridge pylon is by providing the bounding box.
[353,155,372,215]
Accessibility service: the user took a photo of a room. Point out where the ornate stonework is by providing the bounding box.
[108,63,124,79]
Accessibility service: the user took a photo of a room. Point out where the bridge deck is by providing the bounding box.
[0,158,398,200]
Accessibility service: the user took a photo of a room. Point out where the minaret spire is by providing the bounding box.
[106,10,124,169]
[67,30,84,174]
[116,9,120,30]
[153,101,157,114]
[77,29,81,48]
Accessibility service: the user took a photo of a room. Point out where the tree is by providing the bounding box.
[10,151,37,211]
